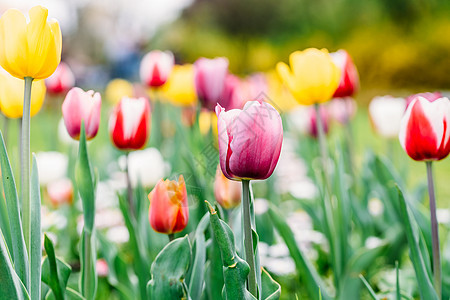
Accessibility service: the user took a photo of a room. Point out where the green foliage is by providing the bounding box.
[30,154,42,300]
[147,235,192,300]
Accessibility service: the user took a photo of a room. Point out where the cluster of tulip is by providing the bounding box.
[0,4,449,300]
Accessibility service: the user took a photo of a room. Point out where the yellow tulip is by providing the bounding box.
[105,78,134,105]
[266,71,298,113]
[199,110,218,136]
[0,71,46,118]
[276,48,341,106]
[162,64,197,106]
[0,6,62,80]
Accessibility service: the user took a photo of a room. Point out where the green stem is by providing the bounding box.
[125,152,135,217]
[168,233,175,242]
[242,179,257,297]
[21,76,33,266]
[83,230,92,299]
[314,103,331,194]
[426,161,441,298]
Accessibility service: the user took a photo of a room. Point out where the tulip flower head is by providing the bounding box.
[0,6,62,80]
[148,175,189,234]
[405,92,442,108]
[399,96,450,161]
[0,70,46,118]
[140,50,174,88]
[220,74,244,110]
[330,50,359,98]
[62,87,101,140]
[276,48,341,106]
[369,96,406,138]
[328,97,357,124]
[216,100,283,181]
[109,97,151,150]
[194,57,229,111]
[214,166,241,209]
[45,62,75,95]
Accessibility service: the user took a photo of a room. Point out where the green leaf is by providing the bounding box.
[0,183,12,259]
[268,204,332,300]
[147,235,192,299]
[42,234,66,300]
[205,201,256,300]
[260,268,280,300]
[396,186,438,300]
[0,131,29,288]
[359,274,379,300]
[79,230,97,300]
[30,154,41,300]
[0,230,30,300]
[396,261,401,300]
[66,288,86,300]
[188,213,210,300]
[75,123,95,233]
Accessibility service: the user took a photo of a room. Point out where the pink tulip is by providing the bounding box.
[62,87,101,140]
[109,97,151,150]
[309,105,330,138]
[194,57,229,110]
[399,96,450,161]
[45,62,75,95]
[405,92,442,108]
[216,100,283,181]
[220,74,244,110]
[140,50,174,88]
[330,50,359,98]
[328,97,357,124]
[47,178,73,207]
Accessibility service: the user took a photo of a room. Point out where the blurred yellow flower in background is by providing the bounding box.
[0,71,46,118]
[105,78,134,105]
[266,71,298,113]
[198,110,218,136]
[162,64,197,106]
[0,6,62,80]
[277,48,340,106]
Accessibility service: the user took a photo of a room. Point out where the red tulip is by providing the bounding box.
[405,92,442,108]
[194,57,229,110]
[45,62,75,95]
[140,50,174,88]
[399,96,450,161]
[330,50,359,98]
[148,175,189,234]
[216,100,283,181]
[62,87,101,140]
[214,166,241,209]
[109,97,151,150]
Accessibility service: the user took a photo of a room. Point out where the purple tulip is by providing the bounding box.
[216,100,283,181]
[194,57,229,110]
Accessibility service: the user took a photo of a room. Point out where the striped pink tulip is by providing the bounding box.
[216,100,283,180]
[140,50,174,88]
[194,57,229,110]
[62,87,101,140]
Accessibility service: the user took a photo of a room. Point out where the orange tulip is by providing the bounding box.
[214,166,241,209]
[148,175,189,234]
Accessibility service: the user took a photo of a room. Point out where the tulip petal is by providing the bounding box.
[0,9,28,78]
[149,180,179,233]
[26,6,51,77]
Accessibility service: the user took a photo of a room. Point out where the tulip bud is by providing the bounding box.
[405,92,442,108]
[109,97,151,150]
[47,178,73,207]
[45,62,75,95]
[0,6,62,80]
[214,166,241,209]
[216,100,283,181]
[277,48,341,105]
[399,96,450,161]
[369,96,406,138]
[0,70,46,118]
[194,57,229,111]
[140,50,174,88]
[62,87,102,140]
[148,175,189,234]
[330,50,359,98]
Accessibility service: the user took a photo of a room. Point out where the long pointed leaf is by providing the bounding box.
[43,234,65,300]
[268,204,332,300]
[0,183,12,257]
[0,131,29,288]
[396,186,438,300]
[30,154,41,300]
[188,213,209,300]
